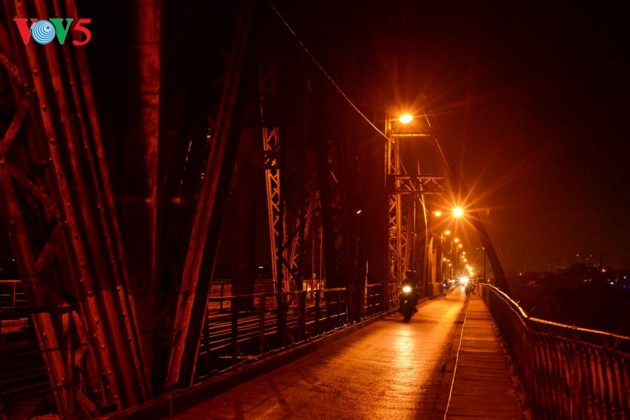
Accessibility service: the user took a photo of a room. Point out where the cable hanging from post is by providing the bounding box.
[265,0,389,142]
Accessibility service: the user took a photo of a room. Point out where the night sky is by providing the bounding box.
[311,1,630,271]
[431,2,630,271]
[3,1,627,276]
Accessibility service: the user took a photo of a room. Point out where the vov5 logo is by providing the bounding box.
[13,18,92,46]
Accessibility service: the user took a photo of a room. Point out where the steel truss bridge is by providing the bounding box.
[0,1,628,418]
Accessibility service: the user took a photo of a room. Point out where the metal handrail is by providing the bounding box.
[0,279,27,309]
[479,283,630,419]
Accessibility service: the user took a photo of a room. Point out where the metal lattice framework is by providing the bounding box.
[0,0,149,416]
[259,57,305,293]
[385,116,447,286]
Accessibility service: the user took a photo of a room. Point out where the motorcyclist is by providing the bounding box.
[464,278,477,296]
[399,271,419,313]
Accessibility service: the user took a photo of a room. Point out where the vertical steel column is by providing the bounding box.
[232,126,258,303]
[259,56,310,295]
[118,0,161,381]
[259,57,289,340]
[386,118,404,285]
[63,0,149,395]
[315,110,359,320]
[317,130,344,289]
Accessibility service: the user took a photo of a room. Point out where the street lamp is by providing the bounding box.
[453,207,464,218]
[398,113,414,124]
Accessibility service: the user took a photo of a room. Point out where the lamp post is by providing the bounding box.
[385,111,432,285]
[384,110,448,301]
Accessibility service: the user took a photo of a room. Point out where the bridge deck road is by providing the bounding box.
[177,289,471,420]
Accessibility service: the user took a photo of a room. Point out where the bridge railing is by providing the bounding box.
[195,281,403,379]
[0,280,29,336]
[364,284,384,316]
[196,287,349,378]
[479,283,630,419]
[0,280,27,308]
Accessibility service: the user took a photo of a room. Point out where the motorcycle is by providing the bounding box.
[399,285,418,322]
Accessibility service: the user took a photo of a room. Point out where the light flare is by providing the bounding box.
[398,113,414,124]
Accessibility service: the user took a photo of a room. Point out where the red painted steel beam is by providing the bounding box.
[115,0,161,387]
[165,0,257,389]
[0,0,151,415]
[28,0,147,404]
[63,0,152,397]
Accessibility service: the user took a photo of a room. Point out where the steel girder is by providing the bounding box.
[165,0,257,389]
[314,107,362,319]
[386,137,405,284]
[0,0,149,416]
[259,56,318,296]
[257,20,361,319]
[117,0,161,385]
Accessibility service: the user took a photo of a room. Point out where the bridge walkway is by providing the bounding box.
[444,292,526,419]
[167,288,524,419]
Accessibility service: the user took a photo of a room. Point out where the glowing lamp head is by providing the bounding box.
[453,207,464,218]
[398,113,414,124]
[402,285,412,293]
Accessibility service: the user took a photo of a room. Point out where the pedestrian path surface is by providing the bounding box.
[176,289,524,419]
[444,292,525,419]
